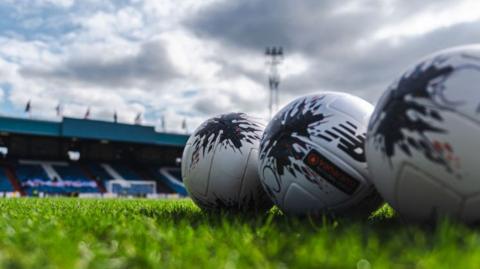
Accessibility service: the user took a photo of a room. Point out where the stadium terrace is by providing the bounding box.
[0,116,188,198]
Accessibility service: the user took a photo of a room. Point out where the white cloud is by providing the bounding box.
[160,30,221,80]
[2,0,75,9]
[45,0,75,8]
[0,0,479,133]
[373,0,480,41]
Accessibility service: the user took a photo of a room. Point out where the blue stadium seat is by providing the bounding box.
[87,163,111,181]
[149,167,187,196]
[53,164,99,193]
[54,164,88,181]
[16,164,50,182]
[16,163,99,194]
[110,164,140,180]
[0,167,14,192]
[150,167,182,181]
[16,164,54,194]
[166,168,182,182]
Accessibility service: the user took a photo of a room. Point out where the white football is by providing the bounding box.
[366,45,480,223]
[258,92,382,216]
[181,113,272,212]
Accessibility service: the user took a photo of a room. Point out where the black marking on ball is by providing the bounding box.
[318,121,366,162]
[368,54,480,174]
[190,113,262,168]
[260,96,330,190]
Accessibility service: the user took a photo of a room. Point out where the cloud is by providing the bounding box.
[280,19,480,100]
[20,40,178,89]
[373,0,480,40]
[187,0,480,104]
[1,0,480,133]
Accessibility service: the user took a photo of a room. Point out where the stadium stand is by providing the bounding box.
[16,163,54,194]
[150,167,187,196]
[0,116,188,197]
[165,168,182,182]
[53,164,99,193]
[16,163,49,182]
[109,164,140,180]
[77,163,107,192]
[85,163,112,181]
[0,168,14,192]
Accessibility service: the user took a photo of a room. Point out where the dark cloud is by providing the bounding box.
[188,0,365,54]
[20,40,177,88]
[188,0,458,54]
[187,0,480,103]
[282,20,480,101]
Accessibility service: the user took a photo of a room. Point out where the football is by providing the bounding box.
[181,112,272,212]
[366,45,480,223]
[258,92,382,216]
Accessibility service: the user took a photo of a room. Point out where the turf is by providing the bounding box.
[0,198,479,269]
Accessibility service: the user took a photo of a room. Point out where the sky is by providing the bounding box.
[0,0,479,133]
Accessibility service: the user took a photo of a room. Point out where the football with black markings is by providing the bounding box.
[258,92,382,216]
[366,45,480,223]
[181,113,272,212]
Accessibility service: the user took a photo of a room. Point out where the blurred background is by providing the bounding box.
[0,0,480,132]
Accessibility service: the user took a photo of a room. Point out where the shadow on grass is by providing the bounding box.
[135,200,408,231]
[135,199,478,244]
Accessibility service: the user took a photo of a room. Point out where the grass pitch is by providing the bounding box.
[0,199,479,269]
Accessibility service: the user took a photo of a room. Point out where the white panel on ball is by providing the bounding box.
[258,92,382,216]
[366,44,480,223]
[396,163,462,221]
[182,113,272,212]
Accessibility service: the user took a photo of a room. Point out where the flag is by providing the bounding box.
[84,107,90,119]
[25,100,31,113]
[161,115,166,131]
[113,111,118,123]
[55,103,62,117]
[181,118,187,133]
[134,112,142,125]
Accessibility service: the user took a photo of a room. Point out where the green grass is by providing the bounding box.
[0,198,479,269]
